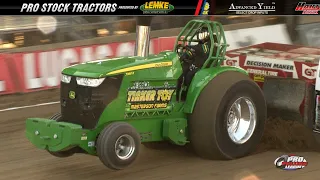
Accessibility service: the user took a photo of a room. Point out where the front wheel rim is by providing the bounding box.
[114,134,135,160]
[226,97,257,144]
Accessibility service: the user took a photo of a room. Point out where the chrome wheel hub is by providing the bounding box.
[227,97,257,144]
[115,134,135,160]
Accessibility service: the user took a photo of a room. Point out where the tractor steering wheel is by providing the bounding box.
[175,44,196,64]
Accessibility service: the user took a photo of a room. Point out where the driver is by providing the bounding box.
[180,26,213,86]
[181,27,211,66]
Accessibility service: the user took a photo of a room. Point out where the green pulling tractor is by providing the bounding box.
[25,18,266,170]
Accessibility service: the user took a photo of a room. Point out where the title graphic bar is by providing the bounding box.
[0,0,313,15]
[0,0,212,15]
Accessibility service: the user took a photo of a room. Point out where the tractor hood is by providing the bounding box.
[62,51,177,78]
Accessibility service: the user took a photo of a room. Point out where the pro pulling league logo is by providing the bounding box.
[295,2,320,14]
[140,1,174,14]
[274,154,308,170]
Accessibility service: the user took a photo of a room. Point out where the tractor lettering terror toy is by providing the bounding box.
[25,19,267,170]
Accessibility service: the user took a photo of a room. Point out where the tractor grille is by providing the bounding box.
[60,75,123,129]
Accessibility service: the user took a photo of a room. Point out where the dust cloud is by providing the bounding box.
[256,117,320,153]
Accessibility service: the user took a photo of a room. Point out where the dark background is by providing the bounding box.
[214,0,304,15]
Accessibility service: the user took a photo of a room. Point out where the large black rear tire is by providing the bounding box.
[47,113,78,158]
[189,71,267,160]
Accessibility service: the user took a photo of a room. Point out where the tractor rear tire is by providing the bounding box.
[47,113,78,158]
[189,71,266,160]
[96,122,141,170]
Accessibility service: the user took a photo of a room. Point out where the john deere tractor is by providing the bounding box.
[25,18,266,170]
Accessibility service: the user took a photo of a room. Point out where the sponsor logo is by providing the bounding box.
[127,89,174,102]
[246,68,279,82]
[127,88,175,110]
[81,136,87,141]
[140,1,174,14]
[229,2,276,15]
[247,68,279,76]
[245,60,294,71]
[243,56,299,78]
[201,2,210,15]
[154,62,172,67]
[88,141,95,147]
[225,59,239,66]
[302,64,318,79]
[125,72,135,76]
[248,68,279,82]
[130,103,168,110]
[274,155,308,170]
[295,2,320,15]
[107,61,173,75]
[253,74,265,82]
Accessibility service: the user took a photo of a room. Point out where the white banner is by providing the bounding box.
[225,24,292,50]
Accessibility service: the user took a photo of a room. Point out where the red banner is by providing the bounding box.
[0,38,167,95]
[0,36,318,95]
[0,54,18,95]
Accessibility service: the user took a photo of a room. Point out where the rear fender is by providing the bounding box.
[263,77,315,129]
[184,66,248,113]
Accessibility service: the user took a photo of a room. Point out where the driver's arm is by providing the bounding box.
[180,46,195,60]
[182,44,199,59]
[183,42,209,59]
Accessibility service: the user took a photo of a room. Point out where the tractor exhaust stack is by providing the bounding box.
[134,17,152,57]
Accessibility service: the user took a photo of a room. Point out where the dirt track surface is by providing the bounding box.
[1,91,320,180]
[0,89,60,109]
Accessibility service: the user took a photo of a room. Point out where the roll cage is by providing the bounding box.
[174,20,229,68]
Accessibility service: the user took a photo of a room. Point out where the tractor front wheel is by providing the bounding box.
[96,122,141,170]
[189,71,267,160]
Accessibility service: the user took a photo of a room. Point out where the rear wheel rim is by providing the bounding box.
[226,97,257,144]
[114,134,135,160]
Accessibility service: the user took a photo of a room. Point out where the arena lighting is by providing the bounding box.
[97,28,110,36]
[1,43,16,49]
[114,30,129,35]
[36,16,57,35]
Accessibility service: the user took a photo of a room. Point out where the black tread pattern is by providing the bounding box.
[189,71,266,160]
[96,122,141,170]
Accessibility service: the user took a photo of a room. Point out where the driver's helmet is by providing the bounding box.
[197,26,210,43]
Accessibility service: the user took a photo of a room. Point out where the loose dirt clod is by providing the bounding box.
[256,117,320,153]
